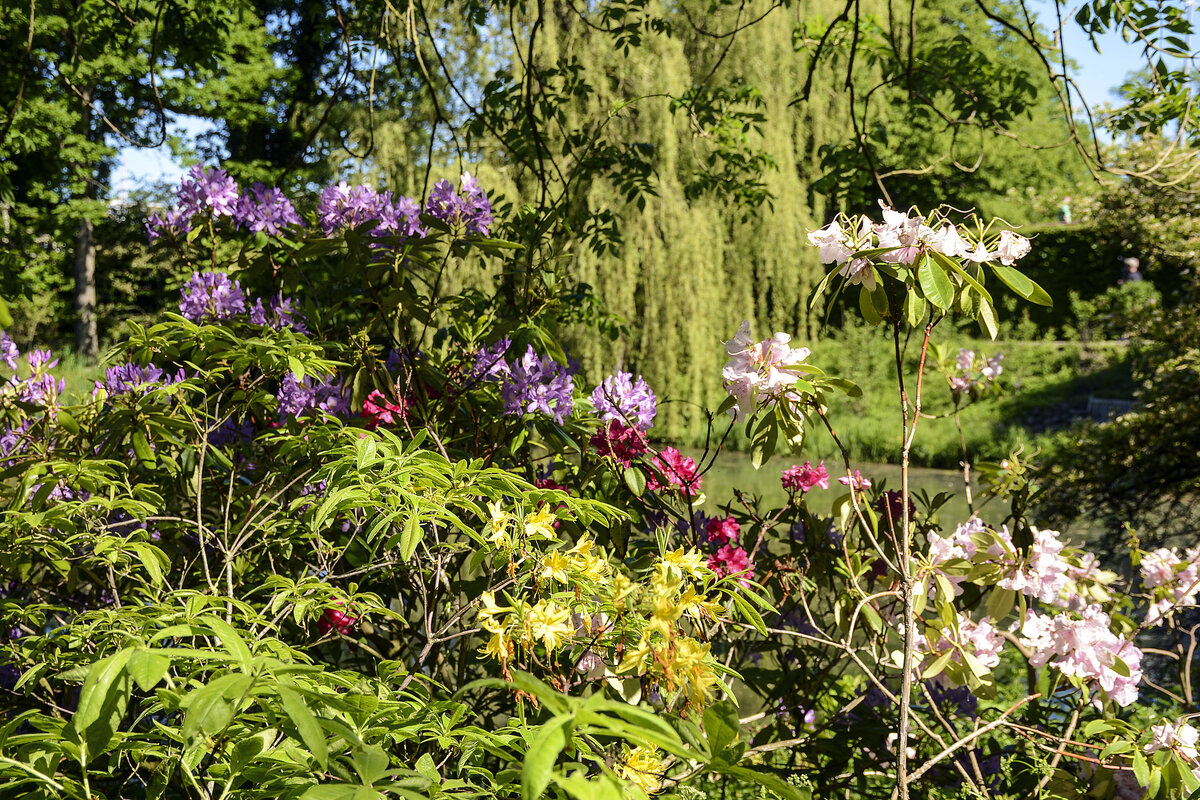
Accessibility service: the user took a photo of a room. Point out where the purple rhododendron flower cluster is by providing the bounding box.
[590,371,656,430]
[177,165,241,219]
[236,183,304,235]
[179,272,307,334]
[249,295,309,334]
[317,182,423,239]
[476,344,575,423]
[472,338,512,380]
[1,332,17,371]
[277,374,350,419]
[96,363,186,397]
[180,272,248,322]
[12,350,64,407]
[425,173,492,234]
[147,165,304,241]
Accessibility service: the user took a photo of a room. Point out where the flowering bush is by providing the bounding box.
[0,184,1196,800]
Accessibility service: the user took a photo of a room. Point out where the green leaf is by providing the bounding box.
[288,356,306,380]
[858,284,881,325]
[71,648,134,764]
[730,592,767,635]
[904,291,927,328]
[128,649,170,693]
[521,714,571,800]
[921,650,954,680]
[278,684,329,769]
[132,431,156,469]
[400,514,423,561]
[984,588,1015,622]
[977,295,999,340]
[719,765,808,800]
[1132,749,1150,787]
[750,414,777,470]
[989,263,1053,306]
[623,467,646,497]
[917,255,954,310]
[0,296,13,328]
[703,700,740,755]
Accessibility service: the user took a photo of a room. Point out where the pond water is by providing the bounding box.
[685,448,975,521]
[683,449,1100,542]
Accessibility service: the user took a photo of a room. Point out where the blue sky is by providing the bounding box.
[111,5,1166,191]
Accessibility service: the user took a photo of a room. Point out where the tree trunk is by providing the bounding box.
[73,216,97,359]
[74,85,99,361]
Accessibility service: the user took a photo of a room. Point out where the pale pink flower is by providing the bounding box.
[721,322,811,420]
[932,224,969,258]
[838,470,872,492]
[996,230,1032,265]
[807,221,854,264]
[964,241,993,263]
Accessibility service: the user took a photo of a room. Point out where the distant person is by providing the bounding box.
[1119,256,1143,284]
[1058,197,1072,224]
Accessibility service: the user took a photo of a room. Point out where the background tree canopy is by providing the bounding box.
[0,0,1192,443]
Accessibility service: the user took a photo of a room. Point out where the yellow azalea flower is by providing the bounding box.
[678,584,724,620]
[478,592,510,634]
[650,564,681,598]
[480,630,513,663]
[616,746,664,795]
[616,635,653,674]
[527,599,572,651]
[649,594,684,638]
[572,552,610,583]
[568,534,595,557]
[524,507,558,539]
[611,573,638,608]
[487,500,513,547]
[673,637,711,673]
[662,547,707,579]
[541,550,571,583]
[685,663,723,710]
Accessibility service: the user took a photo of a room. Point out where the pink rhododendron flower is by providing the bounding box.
[1018,606,1143,707]
[807,220,854,265]
[838,470,872,492]
[705,516,740,547]
[708,545,754,587]
[589,420,648,467]
[934,615,1004,675]
[647,447,702,497]
[1139,546,1200,626]
[318,604,358,636]
[363,390,407,430]
[781,461,829,493]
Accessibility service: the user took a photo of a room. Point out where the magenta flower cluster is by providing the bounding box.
[781,461,829,493]
[590,371,656,431]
